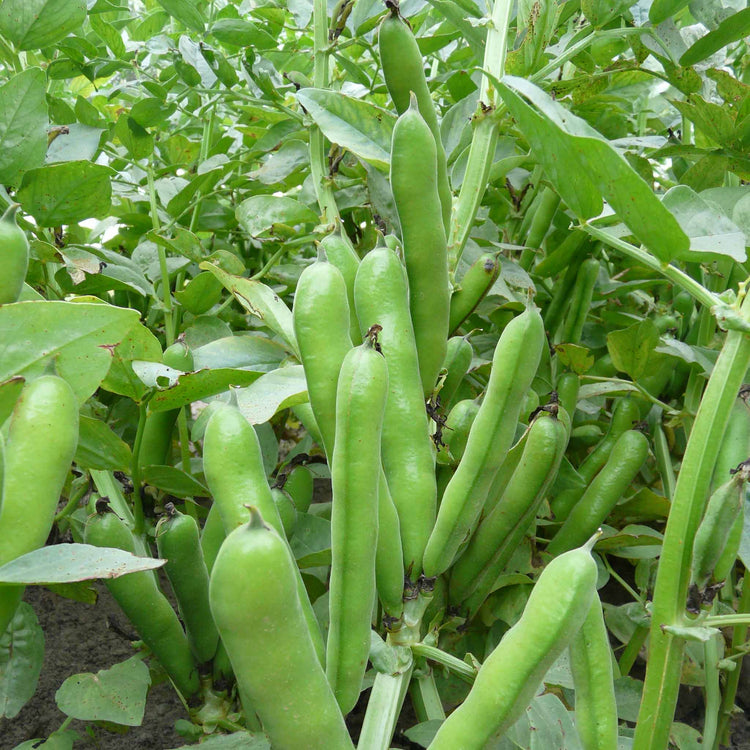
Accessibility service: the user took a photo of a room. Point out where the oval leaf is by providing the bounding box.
[0,0,87,51]
[0,544,165,585]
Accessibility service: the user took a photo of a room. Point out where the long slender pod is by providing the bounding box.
[548,430,649,555]
[209,509,354,749]
[570,594,619,750]
[423,307,545,576]
[203,403,325,664]
[428,542,598,748]
[354,244,437,576]
[450,409,568,610]
[0,376,79,635]
[449,254,500,334]
[156,505,220,665]
[327,335,389,714]
[293,254,353,458]
[319,225,361,345]
[390,95,450,395]
[378,6,452,231]
[85,504,199,697]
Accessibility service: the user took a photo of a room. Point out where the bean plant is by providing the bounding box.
[0,0,749,749]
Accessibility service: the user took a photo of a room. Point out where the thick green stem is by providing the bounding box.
[702,630,721,750]
[309,0,339,222]
[582,225,720,311]
[146,167,174,344]
[633,286,750,750]
[131,401,149,536]
[410,671,446,721]
[447,0,512,271]
[410,643,477,684]
[715,568,750,748]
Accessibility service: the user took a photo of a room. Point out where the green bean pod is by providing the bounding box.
[551,397,641,522]
[451,410,568,611]
[354,244,436,576]
[283,465,315,513]
[569,594,619,750]
[85,505,199,697]
[555,371,580,418]
[690,462,749,594]
[377,471,405,618]
[319,226,361,345]
[378,7,452,231]
[428,542,598,748]
[439,336,473,410]
[209,508,354,749]
[436,398,480,504]
[203,403,324,664]
[0,205,29,304]
[448,254,500,335]
[544,255,584,333]
[534,230,589,279]
[293,255,353,458]
[390,95,450,396]
[519,187,561,270]
[156,505,219,665]
[271,487,297,538]
[327,337,389,714]
[0,375,79,636]
[712,393,750,582]
[200,502,225,575]
[139,341,193,468]
[559,257,600,345]
[548,430,649,555]
[423,308,545,577]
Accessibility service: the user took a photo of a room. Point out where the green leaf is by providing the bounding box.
[89,12,126,58]
[0,544,164,584]
[156,0,204,32]
[142,465,209,497]
[0,68,48,186]
[553,344,594,374]
[46,124,105,164]
[606,319,666,381]
[75,415,132,471]
[0,301,139,403]
[680,8,750,67]
[200,263,298,354]
[55,657,150,726]
[497,76,690,262]
[191,334,287,372]
[649,0,691,25]
[235,194,318,239]
[114,115,154,160]
[0,0,87,50]
[167,732,272,750]
[101,322,163,401]
[132,361,263,412]
[16,161,114,226]
[582,0,636,27]
[296,89,396,171]
[210,18,277,49]
[0,603,44,719]
[290,513,332,568]
[235,366,308,424]
[661,186,746,262]
[0,376,25,427]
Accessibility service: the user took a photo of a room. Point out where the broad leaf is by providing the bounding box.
[156,0,204,32]
[0,301,139,402]
[16,161,114,226]
[235,366,308,424]
[0,0,87,51]
[0,544,164,584]
[0,603,44,719]
[75,415,132,472]
[680,8,750,67]
[200,263,298,354]
[0,68,48,186]
[297,89,396,172]
[142,465,209,497]
[497,76,690,262]
[132,361,263,412]
[235,195,318,238]
[55,657,150,726]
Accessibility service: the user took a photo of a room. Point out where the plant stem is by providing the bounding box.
[633,285,750,750]
[410,643,477,684]
[619,626,648,677]
[54,480,91,524]
[358,648,414,750]
[581,224,720,311]
[714,568,750,748]
[410,671,446,721]
[146,167,174,344]
[702,629,721,750]
[447,0,512,271]
[131,401,149,536]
